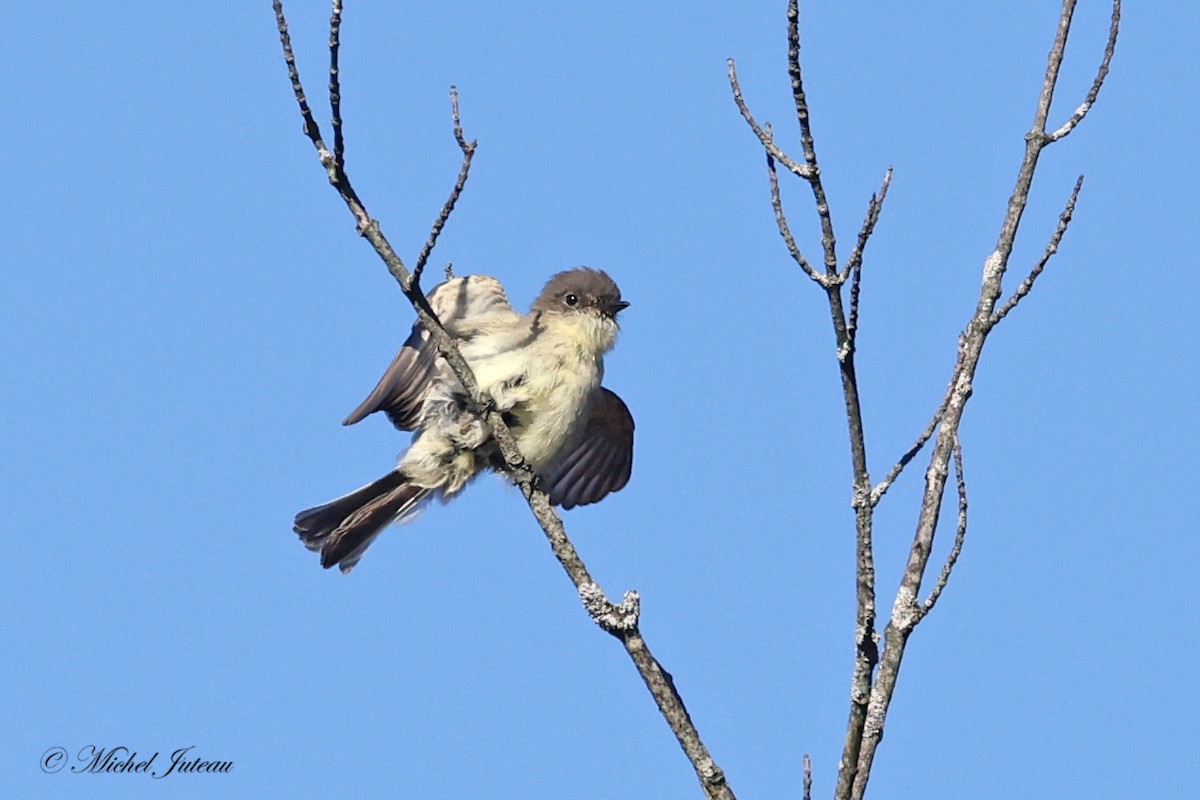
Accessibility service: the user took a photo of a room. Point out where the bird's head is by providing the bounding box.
[531,267,629,353]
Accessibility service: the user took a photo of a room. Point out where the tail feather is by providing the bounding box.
[294,471,432,573]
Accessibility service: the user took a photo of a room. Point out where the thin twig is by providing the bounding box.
[991,175,1083,325]
[728,60,813,179]
[329,0,346,171]
[766,141,824,285]
[845,259,863,348]
[786,0,837,276]
[844,168,893,347]
[918,437,967,621]
[273,0,367,215]
[412,86,477,289]
[840,168,893,285]
[870,358,961,508]
[1046,0,1121,143]
[275,0,328,158]
[450,84,469,150]
[275,2,486,422]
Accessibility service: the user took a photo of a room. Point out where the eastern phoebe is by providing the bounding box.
[294,268,634,572]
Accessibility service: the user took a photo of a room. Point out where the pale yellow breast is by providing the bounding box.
[468,314,604,468]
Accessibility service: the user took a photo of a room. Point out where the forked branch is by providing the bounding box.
[845,169,893,343]
[917,437,967,622]
[992,175,1084,325]
[1046,3,1121,143]
[729,62,813,180]
[729,4,888,796]
[411,87,476,289]
[847,4,1120,799]
[730,2,1119,799]
[766,142,824,285]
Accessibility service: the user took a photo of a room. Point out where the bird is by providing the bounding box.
[294,267,634,573]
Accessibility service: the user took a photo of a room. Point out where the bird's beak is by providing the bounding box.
[603,299,630,317]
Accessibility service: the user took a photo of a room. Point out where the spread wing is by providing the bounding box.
[541,388,634,509]
[342,275,515,430]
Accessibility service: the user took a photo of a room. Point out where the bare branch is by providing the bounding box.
[845,4,1119,798]
[730,0,1117,797]
[727,7,879,796]
[276,4,734,797]
[411,86,477,289]
[918,437,968,621]
[845,260,864,349]
[273,0,367,216]
[844,168,893,343]
[770,25,882,792]
[977,0,1107,313]
[766,141,825,286]
[840,168,893,285]
[1046,0,1121,143]
[623,632,735,799]
[273,1,478,422]
[785,0,837,276]
[870,357,961,508]
[991,175,1083,325]
[329,0,346,171]
[274,0,331,162]
[450,83,469,151]
[728,59,813,179]
[848,321,973,800]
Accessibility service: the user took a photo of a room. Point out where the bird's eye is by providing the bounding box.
[564,293,579,307]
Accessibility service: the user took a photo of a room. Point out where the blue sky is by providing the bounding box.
[3,2,1196,798]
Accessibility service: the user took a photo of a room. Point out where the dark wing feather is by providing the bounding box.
[554,446,608,508]
[342,276,514,430]
[580,446,623,506]
[342,327,436,429]
[542,388,634,509]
